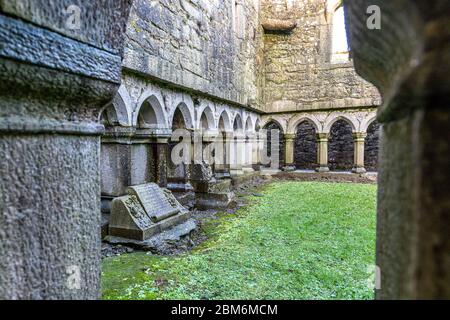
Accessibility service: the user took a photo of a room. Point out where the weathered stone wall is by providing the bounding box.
[123,0,264,110]
[294,121,317,169]
[261,0,381,113]
[344,0,450,299]
[0,1,132,299]
[364,121,379,172]
[328,119,354,170]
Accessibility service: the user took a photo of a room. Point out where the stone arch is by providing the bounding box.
[323,114,357,133]
[217,110,232,131]
[99,85,133,127]
[255,118,261,132]
[233,113,244,132]
[364,120,380,172]
[198,105,216,131]
[288,115,321,134]
[360,114,378,133]
[328,119,354,171]
[263,120,285,168]
[261,117,286,134]
[245,116,254,133]
[170,102,194,130]
[294,120,318,170]
[134,91,168,129]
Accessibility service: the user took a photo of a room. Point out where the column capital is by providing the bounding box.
[316,133,329,141]
[284,133,296,141]
[353,132,367,141]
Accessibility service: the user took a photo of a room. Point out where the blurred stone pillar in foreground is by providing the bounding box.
[0,1,132,299]
[344,0,450,299]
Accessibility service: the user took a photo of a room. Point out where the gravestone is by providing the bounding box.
[109,183,190,241]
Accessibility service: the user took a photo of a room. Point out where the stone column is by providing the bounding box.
[345,0,450,299]
[315,133,330,172]
[155,136,170,188]
[283,133,296,171]
[101,126,136,213]
[230,134,244,176]
[0,3,132,299]
[243,133,255,172]
[252,133,262,171]
[352,133,367,174]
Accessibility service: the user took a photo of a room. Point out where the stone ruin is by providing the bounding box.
[107,183,195,246]
[1,0,448,300]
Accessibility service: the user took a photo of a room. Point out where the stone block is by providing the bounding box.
[109,183,190,241]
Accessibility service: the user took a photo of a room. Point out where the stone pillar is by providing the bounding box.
[283,133,296,171]
[345,0,450,299]
[101,127,135,213]
[155,137,169,188]
[252,134,262,171]
[243,133,255,172]
[0,3,131,299]
[230,134,244,176]
[214,131,232,179]
[352,133,367,174]
[315,133,330,172]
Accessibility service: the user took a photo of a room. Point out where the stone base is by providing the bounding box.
[109,210,191,241]
[215,171,231,179]
[231,171,262,189]
[195,192,235,210]
[230,169,244,176]
[167,182,195,209]
[252,164,262,171]
[105,219,197,251]
[282,165,296,172]
[315,166,330,173]
[352,167,367,174]
[242,167,255,173]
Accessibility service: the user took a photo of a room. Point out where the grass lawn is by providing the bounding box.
[102,181,377,300]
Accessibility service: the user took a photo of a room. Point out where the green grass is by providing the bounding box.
[102,181,377,300]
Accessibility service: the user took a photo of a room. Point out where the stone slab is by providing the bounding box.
[127,183,179,222]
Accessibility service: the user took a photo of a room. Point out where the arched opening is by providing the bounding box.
[294,120,317,170]
[263,121,285,169]
[328,119,354,171]
[200,113,209,131]
[331,5,349,63]
[100,104,119,127]
[364,121,380,172]
[137,96,165,129]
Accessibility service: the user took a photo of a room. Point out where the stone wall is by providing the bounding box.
[294,121,317,169]
[261,0,381,113]
[328,119,354,170]
[123,0,264,110]
[364,121,379,172]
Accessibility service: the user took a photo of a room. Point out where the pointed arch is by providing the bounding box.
[288,115,321,134]
[99,85,133,127]
[360,114,378,133]
[134,90,168,129]
[323,115,356,133]
[245,115,254,132]
[170,102,194,130]
[261,117,285,134]
[198,105,216,131]
[233,113,244,132]
[218,110,232,131]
